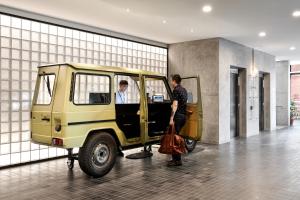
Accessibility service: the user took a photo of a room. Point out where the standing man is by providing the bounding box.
[116,80,128,104]
[168,74,188,166]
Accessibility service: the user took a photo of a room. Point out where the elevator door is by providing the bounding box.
[230,72,239,138]
[259,75,264,131]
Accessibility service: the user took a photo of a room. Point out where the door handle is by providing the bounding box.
[42,117,50,122]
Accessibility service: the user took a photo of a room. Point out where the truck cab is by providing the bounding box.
[31,63,203,177]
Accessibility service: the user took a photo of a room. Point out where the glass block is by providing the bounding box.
[21,30,30,40]
[49,35,57,44]
[1,80,9,90]
[49,148,57,157]
[31,143,39,150]
[31,52,39,61]
[40,149,49,159]
[11,122,20,132]
[58,55,64,62]
[32,42,40,51]
[1,58,9,69]
[1,26,10,37]
[57,148,66,156]
[0,155,10,166]
[21,151,30,162]
[80,40,86,49]
[21,131,30,141]
[22,50,30,60]
[87,41,93,49]
[1,48,10,58]
[41,53,48,62]
[49,54,57,63]
[11,132,20,142]
[1,144,10,154]
[1,133,9,144]
[11,17,21,28]
[58,46,64,54]
[1,15,11,26]
[12,70,19,80]
[49,44,56,53]
[21,40,30,50]
[12,92,19,101]
[22,112,30,121]
[58,36,64,45]
[41,43,48,52]
[12,49,20,59]
[21,141,30,151]
[11,60,20,70]
[41,23,48,33]
[31,32,39,41]
[1,69,9,80]
[30,150,39,161]
[1,37,10,47]
[22,121,29,131]
[11,112,20,121]
[49,25,57,35]
[11,142,20,153]
[11,81,20,90]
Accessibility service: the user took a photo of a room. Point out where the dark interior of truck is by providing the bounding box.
[115,102,171,139]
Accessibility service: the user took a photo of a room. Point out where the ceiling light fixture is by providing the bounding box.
[258,32,266,37]
[162,20,167,24]
[202,5,212,13]
[126,8,130,12]
[190,28,194,33]
[290,46,296,51]
[293,11,300,17]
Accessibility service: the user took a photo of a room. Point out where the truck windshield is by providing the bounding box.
[35,74,55,105]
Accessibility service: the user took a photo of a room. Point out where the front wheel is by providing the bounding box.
[78,132,117,178]
[185,139,197,152]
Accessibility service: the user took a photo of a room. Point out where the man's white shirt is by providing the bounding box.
[116,91,126,104]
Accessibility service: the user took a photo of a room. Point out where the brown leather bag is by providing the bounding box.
[158,125,187,155]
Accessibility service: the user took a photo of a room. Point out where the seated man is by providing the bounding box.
[116,80,128,104]
[115,80,128,157]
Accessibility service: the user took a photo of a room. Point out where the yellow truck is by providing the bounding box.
[31,63,203,177]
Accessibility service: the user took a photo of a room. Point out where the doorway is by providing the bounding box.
[230,68,239,138]
[259,73,265,131]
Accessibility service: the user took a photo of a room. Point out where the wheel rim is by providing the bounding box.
[92,143,110,167]
[185,139,195,148]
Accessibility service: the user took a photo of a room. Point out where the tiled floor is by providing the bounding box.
[1,125,300,200]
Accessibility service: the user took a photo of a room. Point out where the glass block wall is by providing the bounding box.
[0,13,167,167]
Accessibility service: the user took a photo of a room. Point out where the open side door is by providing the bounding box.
[180,76,203,141]
[31,66,59,144]
[139,74,148,144]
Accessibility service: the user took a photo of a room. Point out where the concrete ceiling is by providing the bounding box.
[1,0,300,63]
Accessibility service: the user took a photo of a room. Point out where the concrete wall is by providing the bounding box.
[168,38,220,144]
[169,37,276,144]
[276,61,290,126]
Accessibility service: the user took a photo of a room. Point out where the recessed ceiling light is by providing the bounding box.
[293,11,300,17]
[190,28,194,33]
[162,20,167,24]
[290,46,296,51]
[258,32,266,37]
[126,8,130,12]
[202,5,212,13]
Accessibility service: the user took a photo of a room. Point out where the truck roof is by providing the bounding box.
[38,63,163,76]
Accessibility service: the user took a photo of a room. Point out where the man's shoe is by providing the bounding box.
[167,160,182,167]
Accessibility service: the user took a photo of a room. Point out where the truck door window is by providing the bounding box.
[35,74,55,105]
[114,75,140,104]
[145,78,171,103]
[73,73,111,105]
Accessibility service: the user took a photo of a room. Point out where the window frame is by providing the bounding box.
[34,73,56,106]
[144,75,172,102]
[72,72,112,106]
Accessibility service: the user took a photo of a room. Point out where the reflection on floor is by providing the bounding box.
[1,126,300,200]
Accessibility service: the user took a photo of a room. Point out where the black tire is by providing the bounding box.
[67,159,74,170]
[78,132,117,178]
[185,139,197,153]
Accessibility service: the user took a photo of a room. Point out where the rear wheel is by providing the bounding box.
[185,139,197,152]
[78,132,117,178]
